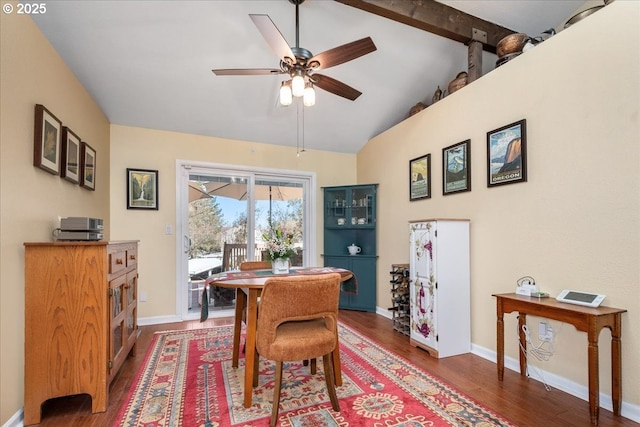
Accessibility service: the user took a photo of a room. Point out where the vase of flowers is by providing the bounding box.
[262,225,298,274]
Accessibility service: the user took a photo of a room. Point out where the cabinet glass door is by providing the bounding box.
[350,186,375,226]
[110,276,126,361]
[125,272,137,340]
[324,187,348,227]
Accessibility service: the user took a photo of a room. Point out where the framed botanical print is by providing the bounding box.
[409,154,431,201]
[61,127,81,184]
[80,142,96,190]
[33,104,62,175]
[487,119,527,187]
[443,139,471,195]
[127,168,159,210]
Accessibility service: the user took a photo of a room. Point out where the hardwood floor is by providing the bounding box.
[31,310,636,427]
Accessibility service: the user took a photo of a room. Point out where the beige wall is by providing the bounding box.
[2,1,638,424]
[0,6,111,423]
[358,0,639,412]
[109,125,356,318]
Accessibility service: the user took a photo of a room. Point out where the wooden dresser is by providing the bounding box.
[23,241,138,425]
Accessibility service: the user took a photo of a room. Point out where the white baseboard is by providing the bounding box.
[471,342,640,423]
[377,306,639,423]
[8,309,635,426]
[137,314,183,326]
[2,408,23,427]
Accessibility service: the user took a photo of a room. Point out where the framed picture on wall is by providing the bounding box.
[127,168,159,210]
[33,104,62,175]
[443,139,471,195]
[409,154,431,201]
[60,127,81,184]
[487,119,527,187]
[80,142,96,190]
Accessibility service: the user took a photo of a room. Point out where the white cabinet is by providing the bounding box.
[409,219,470,358]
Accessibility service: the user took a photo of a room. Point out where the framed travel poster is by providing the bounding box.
[409,154,431,201]
[443,139,471,195]
[487,119,527,187]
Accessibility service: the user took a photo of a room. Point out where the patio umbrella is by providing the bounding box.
[189,179,303,223]
[188,184,214,202]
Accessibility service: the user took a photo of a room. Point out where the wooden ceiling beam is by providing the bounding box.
[334,0,516,54]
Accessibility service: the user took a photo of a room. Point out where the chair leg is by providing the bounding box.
[322,353,340,412]
[270,361,284,427]
[310,358,317,375]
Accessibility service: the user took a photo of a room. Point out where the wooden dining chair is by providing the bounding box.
[239,260,272,270]
[255,273,341,427]
[231,260,273,368]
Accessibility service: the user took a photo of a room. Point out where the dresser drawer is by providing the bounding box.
[126,246,137,268]
[109,250,127,274]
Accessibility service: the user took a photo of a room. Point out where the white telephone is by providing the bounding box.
[516,276,538,296]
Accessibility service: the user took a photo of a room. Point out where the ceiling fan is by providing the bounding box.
[212,0,377,105]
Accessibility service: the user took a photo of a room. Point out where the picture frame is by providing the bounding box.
[33,104,62,175]
[409,154,431,201]
[60,127,81,184]
[487,119,527,187]
[127,168,159,210]
[443,139,471,195]
[80,142,96,191]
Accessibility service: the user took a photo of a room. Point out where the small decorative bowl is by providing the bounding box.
[564,5,604,28]
[448,71,468,94]
[496,33,530,57]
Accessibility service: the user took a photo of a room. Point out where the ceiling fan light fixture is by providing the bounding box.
[280,81,293,106]
[291,71,305,97]
[303,82,315,107]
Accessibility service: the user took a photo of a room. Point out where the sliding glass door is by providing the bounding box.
[177,162,314,319]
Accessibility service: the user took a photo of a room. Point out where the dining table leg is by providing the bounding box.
[232,289,246,368]
[243,288,260,408]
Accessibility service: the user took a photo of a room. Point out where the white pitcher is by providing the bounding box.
[347,244,361,255]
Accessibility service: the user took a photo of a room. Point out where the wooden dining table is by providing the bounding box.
[203,267,355,408]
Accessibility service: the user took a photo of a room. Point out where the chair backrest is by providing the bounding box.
[222,243,269,271]
[222,243,247,271]
[239,260,272,271]
[256,273,340,352]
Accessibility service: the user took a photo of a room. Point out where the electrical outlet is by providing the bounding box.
[139,291,147,302]
[539,321,553,342]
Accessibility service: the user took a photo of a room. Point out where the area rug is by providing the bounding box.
[115,323,515,426]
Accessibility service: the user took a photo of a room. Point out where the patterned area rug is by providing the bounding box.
[115,323,515,426]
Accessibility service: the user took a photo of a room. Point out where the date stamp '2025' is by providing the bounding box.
[3,3,47,15]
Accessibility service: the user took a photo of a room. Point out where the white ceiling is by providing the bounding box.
[31,0,589,154]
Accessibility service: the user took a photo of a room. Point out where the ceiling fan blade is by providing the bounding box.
[249,14,295,62]
[212,68,283,76]
[308,37,376,70]
[312,74,362,101]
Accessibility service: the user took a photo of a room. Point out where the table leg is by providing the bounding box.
[243,289,259,408]
[232,289,246,368]
[518,313,527,377]
[611,314,623,416]
[588,329,600,425]
[497,302,505,381]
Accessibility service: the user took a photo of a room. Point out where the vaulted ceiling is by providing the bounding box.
[31,0,590,153]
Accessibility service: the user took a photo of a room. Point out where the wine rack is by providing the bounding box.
[389,263,410,336]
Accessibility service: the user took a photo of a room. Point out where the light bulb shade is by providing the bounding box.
[303,84,315,107]
[291,74,305,97]
[280,82,292,106]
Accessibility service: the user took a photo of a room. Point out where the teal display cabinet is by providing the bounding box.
[323,184,377,311]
